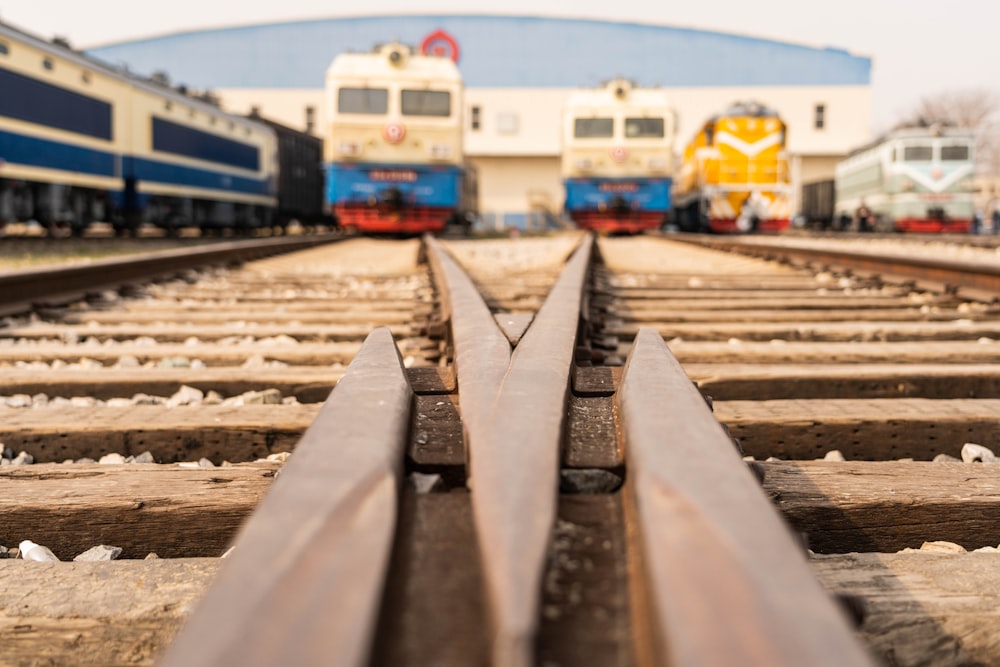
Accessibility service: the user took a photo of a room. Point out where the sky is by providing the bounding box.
[0,0,995,131]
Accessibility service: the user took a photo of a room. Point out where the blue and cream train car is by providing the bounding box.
[561,79,676,233]
[0,20,278,235]
[835,124,975,233]
[323,42,473,234]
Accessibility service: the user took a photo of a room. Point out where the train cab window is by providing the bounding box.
[470,105,481,131]
[401,89,451,117]
[941,145,970,161]
[625,117,665,138]
[338,87,388,114]
[903,145,933,161]
[0,42,9,56]
[814,104,825,130]
[574,117,613,138]
[305,105,316,134]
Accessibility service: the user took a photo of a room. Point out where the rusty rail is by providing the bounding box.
[427,235,592,666]
[0,235,339,317]
[158,327,412,667]
[685,236,1000,300]
[617,328,875,666]
[154,233,877,665]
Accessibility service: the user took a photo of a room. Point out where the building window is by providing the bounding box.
[0,42,9,55]
[497,112,518,135]
[305,105,316,134]
[470,105,481,131]
[814,104,826,130]
[42,57,54,71]
[81,71,91,84]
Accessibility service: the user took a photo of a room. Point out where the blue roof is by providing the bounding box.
[87,15,870,90]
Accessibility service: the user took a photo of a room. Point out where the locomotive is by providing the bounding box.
[672,101,792,233]
[323,41,475,234]
[0,19,290,237]
[833,124,974,232]
[561,79,677,233]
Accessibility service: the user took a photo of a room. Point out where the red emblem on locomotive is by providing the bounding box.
[382,122,407,144]
[610,146,628,163]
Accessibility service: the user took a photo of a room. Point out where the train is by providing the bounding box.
[323,41,476,234]
[672,101,792,233]
[826,124,976,232]
[0,20,331,237]
[560,79,677,233]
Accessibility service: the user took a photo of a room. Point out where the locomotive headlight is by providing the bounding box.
[574,158,593,171]
[338,141,361,156]
[648,158,667,171]
[430,144,451,159]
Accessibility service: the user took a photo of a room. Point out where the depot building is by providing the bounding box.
[90,15,872,228]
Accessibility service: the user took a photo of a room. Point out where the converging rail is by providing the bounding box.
[157,232,873,666]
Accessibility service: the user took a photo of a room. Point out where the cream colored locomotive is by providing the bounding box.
[324,42,472,233]
[561,79,676,233]
[0,19,278,235]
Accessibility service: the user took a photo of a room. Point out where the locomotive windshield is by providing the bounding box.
[902,145,933,161]
[941,144,970,161]
[338,87,389,114]
[625,117,665,138]
[401,90,452,117]
[574,118,613,138]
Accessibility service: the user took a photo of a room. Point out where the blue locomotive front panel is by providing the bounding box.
[326,161,462,232]
[564,177,671,232]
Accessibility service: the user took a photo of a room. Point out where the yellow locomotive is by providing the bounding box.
[672,101,791,233]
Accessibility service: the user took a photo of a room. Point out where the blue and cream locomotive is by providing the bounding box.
[561,79,677,233]
[0,19,280,236]
[323,41,473,234]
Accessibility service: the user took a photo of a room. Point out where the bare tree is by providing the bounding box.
[897,89,1000,174]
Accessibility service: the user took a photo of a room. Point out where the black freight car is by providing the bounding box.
[251,114,333,231]
[801,179,836,230]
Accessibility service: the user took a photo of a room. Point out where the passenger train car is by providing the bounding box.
[673,101,792,233]
[323,42,474,234]
[834,124,975,232]
[0,20,282,236]
[561,79,676,233]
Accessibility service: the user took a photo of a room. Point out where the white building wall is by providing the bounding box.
[216,84,871,224]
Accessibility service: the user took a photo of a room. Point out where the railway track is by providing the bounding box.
[3,232,1000,665]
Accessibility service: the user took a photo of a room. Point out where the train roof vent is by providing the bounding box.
[604,78,634,100]
[374,41,413,67]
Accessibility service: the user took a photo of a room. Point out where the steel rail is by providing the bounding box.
[474,235,591,666]
[617,328,875,666]
[424,236,512,451]
[0,235,339,316]
[158,327,412,667]
[684,236,1000,299]
[426,234,593,666]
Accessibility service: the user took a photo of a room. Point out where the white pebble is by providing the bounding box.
[962,443,997,463]
[19,541,59,562]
